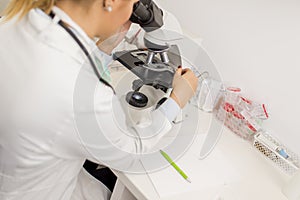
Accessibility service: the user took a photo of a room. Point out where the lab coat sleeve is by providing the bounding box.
[76,82,174,171]
[158,98,180,122]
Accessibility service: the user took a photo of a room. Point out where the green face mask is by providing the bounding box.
[94,56,112,84]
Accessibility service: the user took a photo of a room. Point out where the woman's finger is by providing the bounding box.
[176,66,183,75]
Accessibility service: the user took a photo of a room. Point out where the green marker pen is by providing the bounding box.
[160,150,191,183]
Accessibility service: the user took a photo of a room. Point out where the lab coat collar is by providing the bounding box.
[50,7,112,80]
[26,7,112,82]
[26,7,99,65]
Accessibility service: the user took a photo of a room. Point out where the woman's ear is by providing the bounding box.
[103,0,114,12]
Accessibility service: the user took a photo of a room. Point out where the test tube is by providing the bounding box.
[237,96,253,111]
[231,111,245,137]
[223,102,235,131]
[277,147,290,159]
[225,87,241,106]
[189,70,224,112]
[250,103,269,120]
[188,69,209,109]
[238,109,263,140]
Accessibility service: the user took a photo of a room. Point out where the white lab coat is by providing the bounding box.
[0,7,180,200]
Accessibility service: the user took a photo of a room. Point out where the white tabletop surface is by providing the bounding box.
[110,65,290,200]
[112,109,289,200]
[114,124,290,199]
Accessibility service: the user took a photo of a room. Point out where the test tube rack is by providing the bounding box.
[213,86,300,175]
[215,100,259,141]
[214,89,263,142]
[253,132,300,175]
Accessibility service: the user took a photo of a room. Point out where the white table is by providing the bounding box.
[109,67,290,200]
[110,114,290,199]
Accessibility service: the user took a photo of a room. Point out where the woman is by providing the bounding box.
[0,0,198,199]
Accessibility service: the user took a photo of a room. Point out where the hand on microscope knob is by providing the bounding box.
[171,66,198,108]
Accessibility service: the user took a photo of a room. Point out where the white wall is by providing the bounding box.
[0,0,8,14]
[159,0,300,154]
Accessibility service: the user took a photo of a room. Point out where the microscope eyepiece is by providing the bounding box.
[130,0,163,32]
[131,2,153,24]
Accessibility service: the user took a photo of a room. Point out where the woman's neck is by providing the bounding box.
[55,2,97,39]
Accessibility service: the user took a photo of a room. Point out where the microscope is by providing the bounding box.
[113,0,182,108]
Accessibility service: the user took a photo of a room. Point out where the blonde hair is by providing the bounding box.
[3,0,56,21]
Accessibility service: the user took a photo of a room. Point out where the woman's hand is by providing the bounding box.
[97,21,132,55]
[170,67,198,108]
